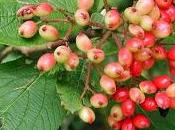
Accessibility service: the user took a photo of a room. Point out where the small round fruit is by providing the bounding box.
[122,118,135,130]
[141,97,158,111]
[142,58,155,70]
[87,48,105,63]
[17,5,35,20]
[128,24,145,38]
[149,5,160,20]
[165,5,175,21]
[152,45,167,60]
[90,93,108,108]
[108,116,123,129]
[130,60,143,77]
[129,87,145,104]
[139,80,157,94]
[169,60,175,68]
[105,9,122,30]
[140,15,154,31]
[79,107,95,124]
[74,9,90,26]
[160,10,171,23]
[78,0,94,10]
[155,92,170,109]
[39,25,59,41]
[64,53,79,71]
[37,53,56,72]
[112,88,129,103]
[133,114,151,129]
[54,46,70,63]
[100,75,116,95]
[153,75,172,89]
[134,48,153,62]
[115,70,131,82]
[167,46,175,60]
[18,21,38,38]
[170,67,175,76]
[76,32,93,52]
[170,98,175,109]
[110,105,124,121]
[121,99,136,117]
[166,83,175,98]
[143,32,155,48]
[155,0,172,9]
[104,62,124,78]
[34,3,53,17]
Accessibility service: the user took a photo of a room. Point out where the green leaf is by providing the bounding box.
[0,59,66,130]
[108,0,133,11]
[91,13,104,25]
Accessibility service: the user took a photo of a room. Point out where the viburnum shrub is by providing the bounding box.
[1,0,175,130]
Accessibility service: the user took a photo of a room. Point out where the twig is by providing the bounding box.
[96,31,112,48]
[88,21,106,29]
[112,33,122,49]
[0,46,13,62]
[103,0,110,11]
[63,25,73,41]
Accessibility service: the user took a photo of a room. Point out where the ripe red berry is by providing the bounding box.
[37,53,56,72]
[140,15,154,31]
[160,10,171,23]
[100,75,116,95]
[64,53,79,71]
[165,5,175,21]
[141,97,158,111]
[105,9,122,30]
[152,45,167,60]
[110,105,124,121]
[155,92,170,109]
[17,5,35,20]
[77,0,94,11]
[133,114,151,129]
[155,0,172,9]
[79,107,95,124]
[170,97,175,109]
[149,5,160,20]
[170,67,175,76]
[113,120,123,130]
[129,87,145,104]
[122,118,135,130]
[54,46,70,63]
[39,25,59,41]
[128,24,145,38]
[74,9,90,26]
[167,46,175,60]
[112,88,129,103]
[169,60,175,68]
[90,93,108,108]
[87,48,105,63]
[76,32,93,52]
[139,80,157,94]
[18,21,38,38]
[121,99,136,117]
[131,60,143,77]
[166,83,175,98]
[108,116,123,129]
[134,48,153,62]
[143,32,155,48]
[34,3,53,16]
[142,58,155,70]
[153,75,172,89]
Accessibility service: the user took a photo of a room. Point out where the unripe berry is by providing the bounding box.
[152,45,167,60]
[124,7,141,24]
[153,75,172,89]
[87,48,105,63]
[135,0,155,15]
[112,88,129,103]
[166,83,175,98]
[121,99,136,117]
[37,53,56,72]
[118,48,133,68]
[122,118,135,130]
[79,107,95,124]
[104,62,124,78]
[78,0,94,11]
[17,5,35,20]
[39,25,59,41]
[140,15,154,31]
[142,58,155,70]
[139,80,157,94]
[115,70,131,82]
[74,9,90,26]
[34,3,53,17]
[110,105,124,121]
[100,75,116,95]
[128,24,145,38]
[133,114,151,129]
[165,5,175,21]
[90,93,108,108]
[129,87,145,104]
[18,21,38,38]
[152,20,171,38]
[149,5,160,20]
[105,9,122,30]
[130,60,143,77]
[64,53,79,71]
[134,48,153,62]
[160,10,171,23]
[126,37,144,53]
[170,97,175,109]
[155,0,172,9]
[167,46,175,60]
[155,92,170,109]
[141,97,158,111]
[54,46,70,63]
[76,32,93,52]
[143,32,155,48]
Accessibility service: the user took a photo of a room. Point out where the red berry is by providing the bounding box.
[74,9,90,26]
[64,53,79,71]
[100,75,116,95]
[115,70,132,82]
[54,46,70,63]
[167,46,175,60]
[110,105,124,121]
[141,97,158,111]
[160,10,171,23]
[155,92,170,109]
[170,97,175,109]
[153,75,172,89]
[113,120,123,130]
[87,48,105,63]
[128,24,145,38]
[155,0,172,9]
[139,80,157,94]
[134,48,153,62]
[169,60,175,68]
[18,21,38,38]
[37,53,56,72]
[143,32,155,48]
[17,5,35,20]
[90,93,108,108]
[108,116,123,129]
[105,9,122,30]
[121,99,136,117]
[129,87,145,104]
[152,45,167,60]
[131,60,143,77]
[166,83,175,98]
[79,107,95,124]
[170,67,175,76]
[78,0,94,11]
[122,118,135,130]
[165,5,175,21]
[140,15,154,31]
[112,88,129,103]
[142,58,155,70]
[34,3,53,16]
[133,114,151,129]
[149,5,160,20]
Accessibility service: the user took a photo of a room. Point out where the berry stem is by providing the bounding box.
[63,24,74,41]
[96,31,112,48]
[112,33,122,49]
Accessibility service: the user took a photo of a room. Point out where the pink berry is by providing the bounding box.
[129,87,145,104]
[152,45,167,60]
[139,80,157,94]
[166,83,175,98]
[121,99,136,117]
[165,5,175,21]
[155,0,172,9]
[74,9,90,26]
[78,0,94,10]
[17,5,35,20]
[104,62,124,78]
[54,46,70,63]
[134,48,153,62]
[155,92,170,109]
[112,88,129,103]
[142,58,155,70]
[153,75,172,89]
[105,9,122,30]
[39,25,59,41]
[90,93,108,108]
[141,97,158,111]
[34,3,53,17]
[131,60,143,77]
[64,53,79,71]
[76,32,93,52]
[100,75,116,95]
[79,107,95,124]
[140,15,154,31]
[133,114,151,129]
[149,5,160,20]
[122,118,135,130]
[87,48,105,63]
[110,105,124,121]
[167,46,175,60]
[115,70,132,82]
[128,24,145,38]
[160,10,171,23]
[18,21,38,38]
[37,53,56,72]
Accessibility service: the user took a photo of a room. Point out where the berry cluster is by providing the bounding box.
[16,0,175,129]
